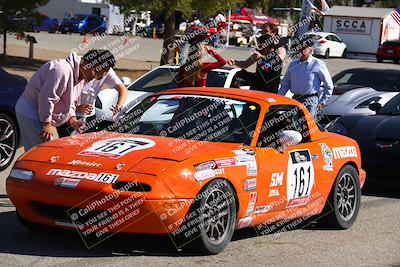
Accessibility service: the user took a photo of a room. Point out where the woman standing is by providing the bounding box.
[178,43,226,87]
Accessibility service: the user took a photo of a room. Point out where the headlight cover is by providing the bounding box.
[10,169,34,181]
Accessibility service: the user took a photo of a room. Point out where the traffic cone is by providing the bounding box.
[82,35,88,44]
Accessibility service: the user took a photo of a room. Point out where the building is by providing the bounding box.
[37,0,124,34]
[323,6,400,53]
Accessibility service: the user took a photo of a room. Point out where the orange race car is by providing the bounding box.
[7,88,366,254]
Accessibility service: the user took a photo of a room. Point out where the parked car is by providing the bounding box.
[321,68,400,124]
[59,15,85,34]
[376,40,400,63]
[7,88,364,254]
[327,93,400,183]
[304,32,347,59]
[59,14,105,35]
[0,68,27,171]
[93,66,249,126]
[33,17,59,33]
[77,15,106,35]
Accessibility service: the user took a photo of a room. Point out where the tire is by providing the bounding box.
[80,28,87,35]
[377,57,383,63]
[342,48,347,58]
[394,59,399,64]
[324,49,330,59]
[318,165,361,229]
[0,113,18,171]
[181,179,237,254]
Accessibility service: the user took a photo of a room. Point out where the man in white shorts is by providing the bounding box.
[57,67,127,137]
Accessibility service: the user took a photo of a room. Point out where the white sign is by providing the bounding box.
[332,17,372,35]
[79,138,156,159]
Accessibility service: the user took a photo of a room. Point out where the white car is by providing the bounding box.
[94,66,249,124]
[304,32,347,58]
[321,68,400,124]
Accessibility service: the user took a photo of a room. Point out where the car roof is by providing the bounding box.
[153,87,297,105]
[336,68,400,74]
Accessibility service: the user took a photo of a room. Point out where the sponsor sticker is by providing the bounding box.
[245,206,254,217]
[287,197,309,208]
[243,178,257,191]
[53,177,80,188]
[249,192,257,206]
[79,138,156,159]
[254,205,273,215]
[68,159,102,167]
[246,160,257,176]
[286,149,314,208]
[215,158,236,168]
[194,168,225,181]
[332,146,357,159]
[194,161,216,171]
[47,169,119,184]
[268,189,280,197]
[319,143,333,172]
[237,217,252,229]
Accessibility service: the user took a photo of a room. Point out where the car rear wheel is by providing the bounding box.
[342,48,347,58]
[324,49,330,59]
[394,59,399,64]
[0,113,18,171]
[319,165,361,229]
[182,179,236,254]
[377,57,383,63]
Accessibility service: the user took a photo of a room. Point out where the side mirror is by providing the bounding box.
[369,102,382,113]
[121,76,131,86]
[279,130,302,150]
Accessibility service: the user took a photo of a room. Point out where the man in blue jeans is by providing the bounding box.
[278,37,333,120]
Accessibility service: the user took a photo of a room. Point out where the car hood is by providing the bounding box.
[337,115,400,159]
[323,88,397,116]
[20,132,239,174]
[350,115,400,138]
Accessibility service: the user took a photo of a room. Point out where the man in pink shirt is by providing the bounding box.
[15,49,116,151]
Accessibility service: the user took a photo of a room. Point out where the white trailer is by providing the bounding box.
[37,0,124,34]
[323,6,400,54]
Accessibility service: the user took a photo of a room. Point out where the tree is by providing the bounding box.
[112,0,242,65]
[0,0,49,58]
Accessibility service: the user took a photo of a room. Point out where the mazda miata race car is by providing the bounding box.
[7,88,365,254]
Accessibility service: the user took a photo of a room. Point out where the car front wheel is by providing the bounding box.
[181,179,237,254]
[319,165,361,229]
[324,49,330,59]
[0,113,18,171]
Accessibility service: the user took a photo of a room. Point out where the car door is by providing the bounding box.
[254,105,324,215]
[331,34,345,57]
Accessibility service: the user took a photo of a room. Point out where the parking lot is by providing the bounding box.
[0,33,400,266]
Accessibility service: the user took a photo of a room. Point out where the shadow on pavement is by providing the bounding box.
[0,210,206,257]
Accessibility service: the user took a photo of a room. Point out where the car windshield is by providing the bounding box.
[382,41,400,47]
[377,93,400,116]
[333,69,400,92]
[113,94,261,145]
[127,68,229,92]
[75,15,87,21]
